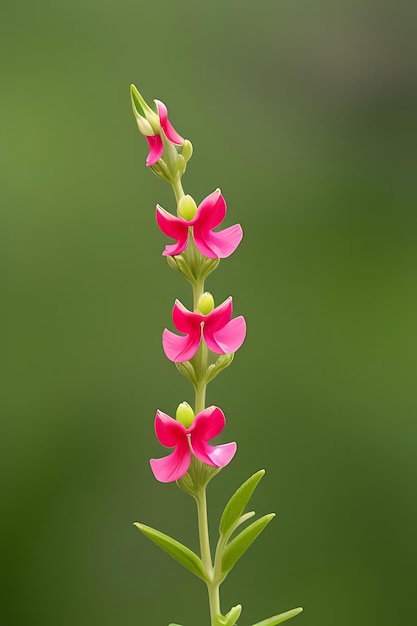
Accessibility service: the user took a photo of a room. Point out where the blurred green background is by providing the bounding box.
[2,0,417,625]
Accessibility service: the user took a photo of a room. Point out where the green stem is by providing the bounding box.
[192,276,208,413]
[195,375,207,414]
[172,176,185,203]
[196,488,221,624]
[170,173,220,625]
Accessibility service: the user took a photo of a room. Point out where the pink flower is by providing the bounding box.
[162,297,246,363]
[150,406,237,483]
[145,100,184,167]
[156,189,243,258]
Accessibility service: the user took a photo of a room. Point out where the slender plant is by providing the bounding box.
[130,85,303,626]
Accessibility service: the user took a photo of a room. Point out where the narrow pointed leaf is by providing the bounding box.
[252,607,303,626]
[221,513,275,574]
[224,604,242,625]
[219,469,265,536]
[134,522,207,581]
[236,510,255,529]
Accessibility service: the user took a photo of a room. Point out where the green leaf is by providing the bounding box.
[213,604,243,626]
[219,469,265,536]
[235,510,256,529]
[252,607,303,626]
[221,513,275,575]
[134,522,207,581]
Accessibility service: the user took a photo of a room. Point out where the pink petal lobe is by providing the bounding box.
[205,298,233,334]
[192,440,237,468]
[162,328,201,362]
[172,300,202,334]
[156,206,186,238]
[196,189,226,230]
[155,100,184,145]
[190,229,218,259]
[154,410,186,447]
[190,406,226,440]
[205,316,246,354]
[194,223,243,258]
[146,135,163,166]
[156,206,189,255]
[150,443,191,482]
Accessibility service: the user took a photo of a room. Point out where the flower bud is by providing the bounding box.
[181,140,193,161]
[130,84,161,135]
[176,402,195,428]
[178,195,197,221]
[197,292,215,315]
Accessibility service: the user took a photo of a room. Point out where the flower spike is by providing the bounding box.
[150,406,237,483]
[156,189,243,258]
[162,297,246,363]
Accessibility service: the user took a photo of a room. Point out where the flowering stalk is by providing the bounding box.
[130,85,303,626]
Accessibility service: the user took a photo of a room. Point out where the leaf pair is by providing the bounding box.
[214,469,274,584]
[167,606,303,626]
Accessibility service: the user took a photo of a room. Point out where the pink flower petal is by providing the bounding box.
[205,316,246,354]
[193,223,243,258]
[196,189,226,230]
[156,206,189,256]
[162,328,201,362]
[190,229,218,259]
[190,406,226,440]
[154,410,186,447]
[205,298,233,333]
[192,440,237,468]
[155,100,184,145]
[150,443,191,482]
[146,135,163,166]
[172,300,202,334]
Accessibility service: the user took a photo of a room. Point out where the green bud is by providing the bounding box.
[176,402,195,428]
[130,84,160,134]
[178,195,197,221]
[181,140,193,161]
[197,292,214,315]
[175,154,187,177]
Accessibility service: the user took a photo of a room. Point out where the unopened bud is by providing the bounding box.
[181,140,193,161]
[176,402,195,428]
[178,195,197,221]
[130,84,161,135]
[197,292,214,315]
[134,115,154,137]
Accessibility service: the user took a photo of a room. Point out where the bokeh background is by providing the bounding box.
[2,1,417,625]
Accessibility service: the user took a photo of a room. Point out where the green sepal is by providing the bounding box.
[177,456,221,496]
[134,522,207,581]
[206,352,234,383]
[166,254,196,284]
[175,360,198,386]
[251,607,303,626]
[150,159,173,184]
[221,513,275,576]
[219,469,265,536]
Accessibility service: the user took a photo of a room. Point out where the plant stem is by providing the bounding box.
[170,172,220,624]
[196,487,221,625]
[172,177,185,204]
